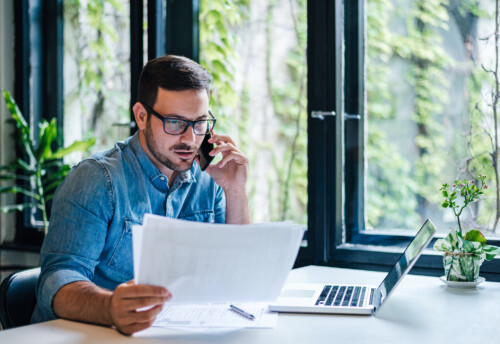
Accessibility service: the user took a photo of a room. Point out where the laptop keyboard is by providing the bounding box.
[315,285,373,308]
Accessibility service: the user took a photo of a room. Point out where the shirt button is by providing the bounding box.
[160,176,165,181]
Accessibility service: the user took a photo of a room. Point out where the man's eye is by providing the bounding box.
[168,120,183,126]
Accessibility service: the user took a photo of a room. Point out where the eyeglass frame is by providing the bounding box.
[141,102,216,136]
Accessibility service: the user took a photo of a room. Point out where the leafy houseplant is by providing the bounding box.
[434,175,500,281]
[0,90,95,235]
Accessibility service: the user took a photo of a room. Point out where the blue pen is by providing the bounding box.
[229,304,256,320]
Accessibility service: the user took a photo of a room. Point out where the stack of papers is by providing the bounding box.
[132,214,304,329]
[153,303,277,329]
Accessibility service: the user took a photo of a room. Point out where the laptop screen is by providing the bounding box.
[373,220,436,311]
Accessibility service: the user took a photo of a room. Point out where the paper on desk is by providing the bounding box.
[152,303,277,329]
[133,214,304,305]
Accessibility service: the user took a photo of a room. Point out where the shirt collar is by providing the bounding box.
[129,132,196,190]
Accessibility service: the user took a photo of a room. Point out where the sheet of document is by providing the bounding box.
[152,303,277,328]
[133,214,304,305]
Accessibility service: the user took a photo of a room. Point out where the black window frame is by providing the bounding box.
[12,0,63,237]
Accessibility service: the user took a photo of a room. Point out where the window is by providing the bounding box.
[338,0,500,281]
[364,0,500,237]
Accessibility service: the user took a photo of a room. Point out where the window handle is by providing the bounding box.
[311,111,360,120]
[311,111,336,120]
[344,113,361,120]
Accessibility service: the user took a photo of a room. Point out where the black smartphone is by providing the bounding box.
[198,132,214,171]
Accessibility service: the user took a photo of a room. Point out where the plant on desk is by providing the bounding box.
[0,90,95,235]
[434,175,500,282]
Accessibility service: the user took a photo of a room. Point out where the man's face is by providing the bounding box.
[141,88,209,174]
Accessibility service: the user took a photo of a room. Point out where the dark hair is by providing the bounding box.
[137,55,212,106]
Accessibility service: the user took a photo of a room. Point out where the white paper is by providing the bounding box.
[152,303,277,328]
[134,214,304,305]
[132,225,143,281]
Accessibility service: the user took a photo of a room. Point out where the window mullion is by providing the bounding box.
[344,0,365,238]
[130,0,144,135]
[300,0,342,266]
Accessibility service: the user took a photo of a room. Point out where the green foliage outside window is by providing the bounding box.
[64,0,129,153]
[367,0,500,233]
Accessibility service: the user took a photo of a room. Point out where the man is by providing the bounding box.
[31,55,251,335]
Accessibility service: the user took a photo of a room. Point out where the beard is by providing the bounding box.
[144,119,197,172]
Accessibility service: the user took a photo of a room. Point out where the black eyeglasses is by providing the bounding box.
[142,103,216,136]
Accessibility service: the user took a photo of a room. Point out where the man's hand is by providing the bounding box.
[53,280,172,336]
[196,131,251,224]
[109,280,171,335]
[202,132,249,194]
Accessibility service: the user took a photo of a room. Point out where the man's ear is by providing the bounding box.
[133,102,148,130]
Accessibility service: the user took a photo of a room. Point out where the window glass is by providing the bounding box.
[199,0,308,226]
[366,0,500,236]
[63,0,131,161]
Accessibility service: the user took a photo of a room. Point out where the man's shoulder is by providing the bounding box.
[64,140,137,186]
[78,139,133,170]
[93,139,131,163]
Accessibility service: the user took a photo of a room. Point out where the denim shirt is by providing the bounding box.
[31,133,226,323]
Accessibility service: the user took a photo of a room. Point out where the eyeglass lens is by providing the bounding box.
[164,119,214,135]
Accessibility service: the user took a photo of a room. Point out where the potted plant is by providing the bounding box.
[0,90,95,235]
[434,175,500,282]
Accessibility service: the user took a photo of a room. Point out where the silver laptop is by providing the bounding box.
[269,219,436,315]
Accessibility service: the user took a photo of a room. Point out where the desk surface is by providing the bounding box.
[1,266,499,343]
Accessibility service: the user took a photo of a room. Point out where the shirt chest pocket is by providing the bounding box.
[107,218,139,279]
[178,210,215,223]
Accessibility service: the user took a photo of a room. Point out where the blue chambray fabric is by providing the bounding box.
[31,132,225,323]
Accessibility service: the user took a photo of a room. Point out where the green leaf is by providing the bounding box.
[3,90,36,162]
[3,90,28,128]
[49,137,96,160]
[15,158,36,174]
[0,186,40,200]
[0,173,18,181]
[441,200,449,208]
[35,118,58,161]
[483,245,500,261]
[0,203,40,213]
[0,161,22,172]
[464,230,487,245]
[0,173,30,182]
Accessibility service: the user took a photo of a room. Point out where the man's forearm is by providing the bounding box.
[53,281,113,326]
[225,189,251,224]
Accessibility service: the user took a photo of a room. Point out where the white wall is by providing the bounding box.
[0,0,16,243]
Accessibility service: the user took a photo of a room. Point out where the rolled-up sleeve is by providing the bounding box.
[35,159,114,319]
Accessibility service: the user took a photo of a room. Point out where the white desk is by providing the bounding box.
[1,266,500,343]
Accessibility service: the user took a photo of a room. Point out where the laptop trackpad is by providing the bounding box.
[281,289,316,298]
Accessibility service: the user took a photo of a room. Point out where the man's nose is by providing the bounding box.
[179,125,196,144]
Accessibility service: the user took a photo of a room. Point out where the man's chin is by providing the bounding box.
[171,159,195,172]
